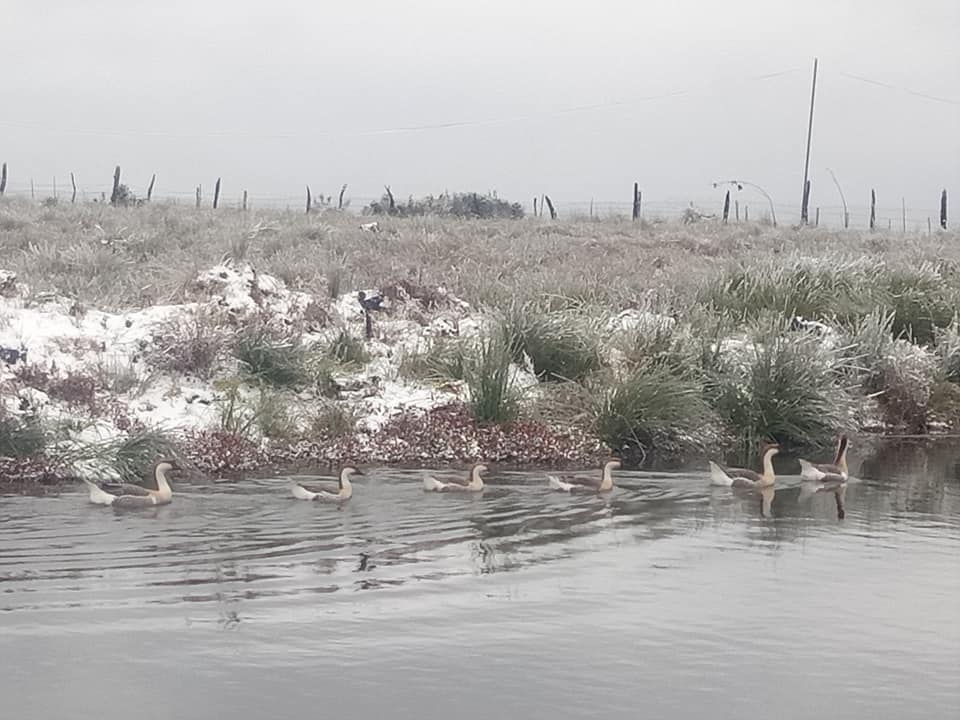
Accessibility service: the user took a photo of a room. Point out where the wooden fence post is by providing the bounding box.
[338,184,348,210]
[31,179,35,200]
[869,189,876,230]
[928,217,932,235]
[735,200,740,222]
[242,190,248,211]
[70,172,77,203]
[0,162,6,195]
[195,185,201,209]
[941,189,948,230]
[533,197,538,217]
[384,185,396,213]
[305,185,312,214]
[147,174,156,202]
[589,198,594,219]
[213,178,222,209]
[815,207,820,227]
[632,182,641,220]
[801,180,811,224]
[722,191,730,223]
[744,204,749,222]
[544,195,557,220]
[110,165,121,205]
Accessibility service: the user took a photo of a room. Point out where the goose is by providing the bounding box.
[798,434,849,482]
[423,463,487,492]
[291,466,362,501]
[710,443,779,488]
[82,460,178,508]
[547,459,621,493]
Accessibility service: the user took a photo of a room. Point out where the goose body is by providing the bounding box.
[83,461,177,508]
[710,444,779,489]
[423,463,486,492]
[799,435,849,483]
[548,459,621,493]
[291,466,361,502]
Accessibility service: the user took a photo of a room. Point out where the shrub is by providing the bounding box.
[935,319,960,383]
[365,191,524,219]
[874,340,937,432]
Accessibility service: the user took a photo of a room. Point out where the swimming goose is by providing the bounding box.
[423,463,487,492]
[798,434,849,482]
[291,466,362,501]
[82,460,177,508]
[548,459,621,493]
[710,443,779,488]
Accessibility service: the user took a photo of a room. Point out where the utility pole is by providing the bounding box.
[800,57,818,224]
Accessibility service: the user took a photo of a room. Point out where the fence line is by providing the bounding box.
[0,180,949,231]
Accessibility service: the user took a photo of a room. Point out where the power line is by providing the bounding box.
[837,71,960,106]
[0,66,803,140]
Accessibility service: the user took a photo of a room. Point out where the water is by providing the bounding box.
[2,443,959,720]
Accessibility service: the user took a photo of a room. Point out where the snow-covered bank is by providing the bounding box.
[1,261,585,483]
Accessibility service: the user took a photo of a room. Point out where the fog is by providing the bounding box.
[4,0,959,219]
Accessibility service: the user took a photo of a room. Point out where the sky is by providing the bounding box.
[4,0,959,221]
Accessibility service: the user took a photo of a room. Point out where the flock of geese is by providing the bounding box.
[80,435,850,511]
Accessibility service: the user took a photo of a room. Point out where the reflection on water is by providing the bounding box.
[1,440,959,720]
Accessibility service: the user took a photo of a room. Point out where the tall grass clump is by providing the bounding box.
[0,409,47,457]
[399,337,467,382]
[698,257,873,323]
[325,330,369,366]
[464,330,520,424]
[874,263,957,344]
[232,326,309,388]
[708,321,855,459]
[498,302,602,381]
[587,362,717,461]
[147,308,229,379]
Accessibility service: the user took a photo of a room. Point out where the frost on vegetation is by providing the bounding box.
[0,259,485,464]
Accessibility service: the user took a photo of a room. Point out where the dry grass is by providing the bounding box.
[3,197,956,313]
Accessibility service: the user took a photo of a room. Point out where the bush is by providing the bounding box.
[874,340,937,432]
[308,401,358,439]
[876,264,957,344]
[365,191,524,219]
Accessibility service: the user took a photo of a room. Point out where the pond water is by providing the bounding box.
[2,443,959,720]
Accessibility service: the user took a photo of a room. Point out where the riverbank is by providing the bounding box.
[2,198,960,490]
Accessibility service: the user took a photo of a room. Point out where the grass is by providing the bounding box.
[708,321,856,459]
[0,410,47,457]
[5,197,960,464]
[464,329,520,424]
[498,302,602,382]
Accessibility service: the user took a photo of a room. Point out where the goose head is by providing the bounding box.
[339,466,365,489]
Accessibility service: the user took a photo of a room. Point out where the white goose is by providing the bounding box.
[291,466,362,502]
[798,434,849,483]
[423,463,487,492]
[82,460,177,508]
[710,443,779,489]
[548,459,621,493]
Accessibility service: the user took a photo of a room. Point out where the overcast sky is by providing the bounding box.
[4,0,959,220]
